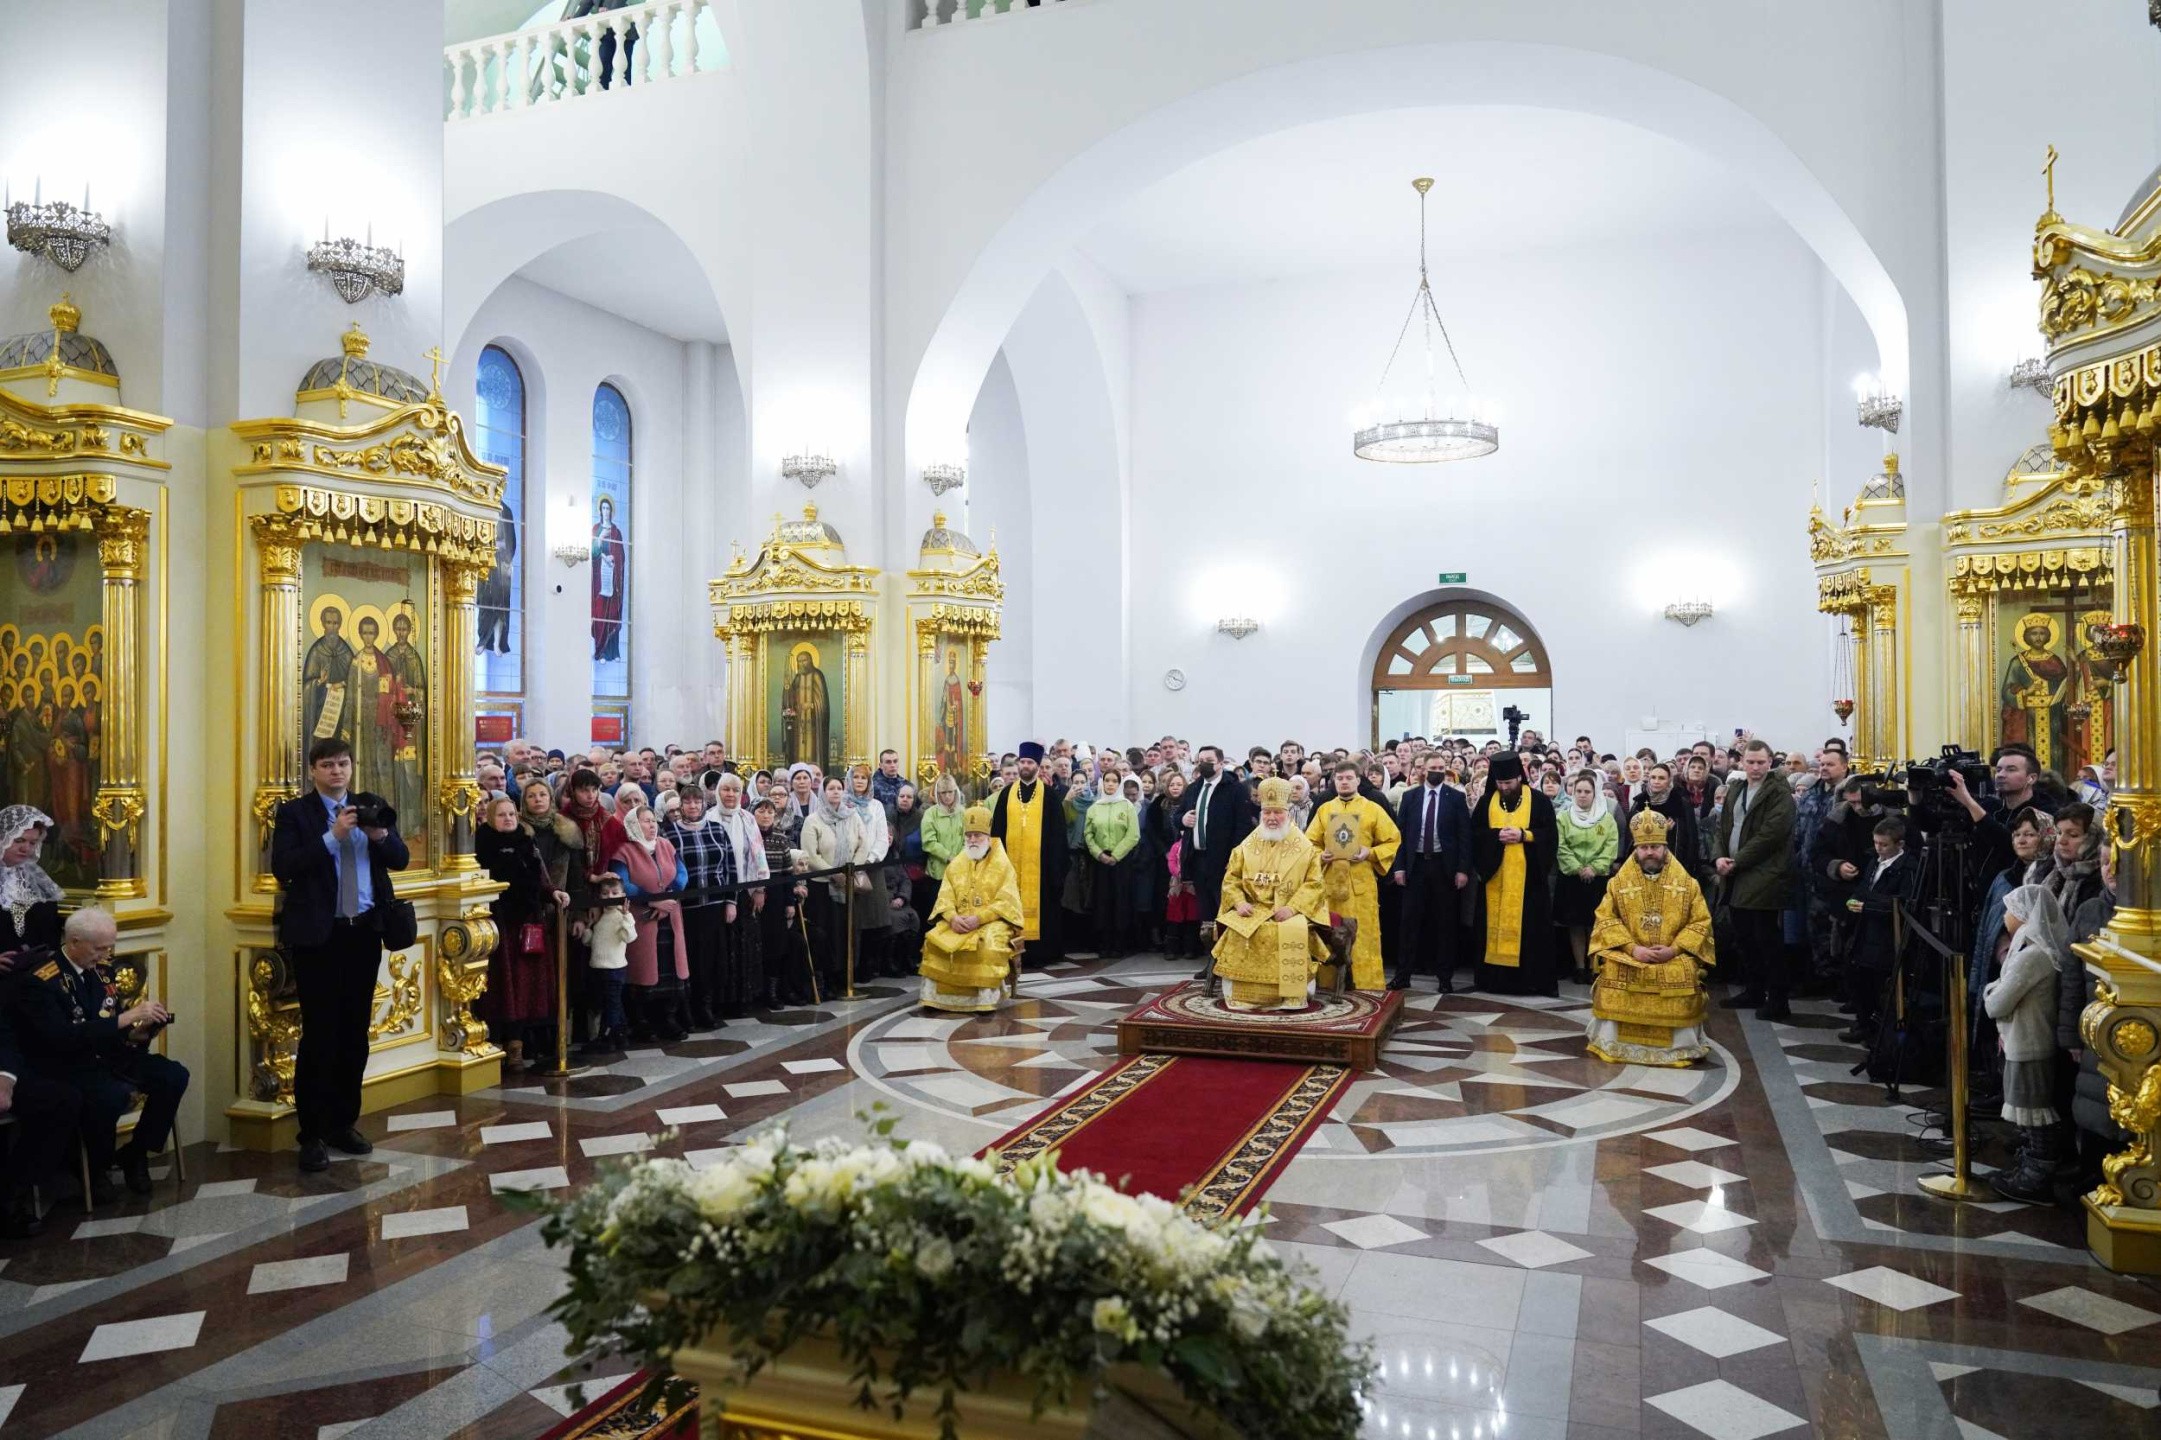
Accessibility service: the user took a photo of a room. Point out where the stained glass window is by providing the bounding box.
[473,346,526,697]
[590,383,632,711]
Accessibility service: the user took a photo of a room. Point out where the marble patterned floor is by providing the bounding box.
[6,953,2159,1439]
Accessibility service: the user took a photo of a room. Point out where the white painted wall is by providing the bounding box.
[963,352,1034,747]
[1112,230,1832,751]
[1940,0,2161,509]
[448,276,736,749]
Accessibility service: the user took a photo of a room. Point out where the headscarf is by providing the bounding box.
[2042,812,2102,908]
[621,807,662,856]
[2002,883,2070,966]
[1564,779,1608,829]
[0,805,61,930]
[846,766,879,820]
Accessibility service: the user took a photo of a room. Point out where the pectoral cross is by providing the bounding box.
[423,345,445,400]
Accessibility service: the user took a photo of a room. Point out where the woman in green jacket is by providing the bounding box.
[1556,769,1621,984]
[1084,774,1142,957]
[920,774,967,886]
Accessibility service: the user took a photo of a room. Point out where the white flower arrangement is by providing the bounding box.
[519,1122,1371,1440]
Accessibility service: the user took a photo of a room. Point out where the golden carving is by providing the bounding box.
[0,471,115,533]
[1815,570,1891,614]
[260,483,498,570]
[233,402,506,509]
[2117,1018,2159,1060]
[245,953,301,1106]
[1946,548,2113,592]
[0,417,72,454]
[436,914,495,1055]
[2040,265,2161,341]
[437,778,484,822]
[2098,1063,2161,1209]
[95,507,149,578]
[2108,794,2161,856]
[716,598,875,636]
[369,950,424,1041]
[90,786,145,846]
[250,785,297,854]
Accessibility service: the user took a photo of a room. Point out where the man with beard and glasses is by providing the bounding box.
[920,806,1024,1013]
[1210,778,1328,1012]
[1585,810,1717,1067]
[1471,751,1561,996]
[988,741,1067,961]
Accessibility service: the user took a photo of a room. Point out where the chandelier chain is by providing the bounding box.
[1373,183,1473,402]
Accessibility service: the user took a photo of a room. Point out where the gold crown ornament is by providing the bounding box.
[1629,810,1673,845]
[1257,777,1293,810]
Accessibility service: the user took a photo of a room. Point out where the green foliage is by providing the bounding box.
[524,1127,1373,1440]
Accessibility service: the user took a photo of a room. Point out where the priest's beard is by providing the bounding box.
[1257,817,1290,842]
[1639,855,1666,876]
[964,839,990,861]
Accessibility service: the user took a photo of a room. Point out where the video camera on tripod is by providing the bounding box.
[1854,745,1993,832]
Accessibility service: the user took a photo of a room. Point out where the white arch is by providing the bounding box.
[903,39,1909,461]
[1359,587,1559,728]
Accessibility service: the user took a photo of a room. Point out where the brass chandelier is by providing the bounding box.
[1352,177,1497,464]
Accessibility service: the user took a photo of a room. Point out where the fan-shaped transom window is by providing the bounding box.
[1372,600,1551,690]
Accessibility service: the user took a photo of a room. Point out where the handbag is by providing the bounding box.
[379,896,419,951]
[519,921,547,955]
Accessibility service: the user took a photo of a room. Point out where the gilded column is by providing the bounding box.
[250,517,304,891]
[92,508,149,899]
[439,562,484,870]
[1954,590,1987,753]
[844,627,871,771]
[1868,589,1900,767]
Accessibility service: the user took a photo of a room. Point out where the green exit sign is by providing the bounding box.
[1447,675,1476,686]
[1438,571,1467,584]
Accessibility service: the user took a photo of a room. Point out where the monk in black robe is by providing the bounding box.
[1471,751,1560,996]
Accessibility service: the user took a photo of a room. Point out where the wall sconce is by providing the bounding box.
[306,221,404,304]
[922,461,966,496]
[1217,616,1260,640]
[5,181,110,272]
[1853,374,1903,434]
[552,540,588,568]
[1663,599,1713,627]
[782,452,837,489]
[2007,357,2051,397]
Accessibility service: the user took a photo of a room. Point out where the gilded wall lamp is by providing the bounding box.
[306,221,404,304]
[5,181,111,272]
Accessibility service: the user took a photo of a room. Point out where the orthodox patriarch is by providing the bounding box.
[1211,777,1329,1012]
[1306,760,1401,989]
[989,741,1067,960]
[1585,809,1715,1066]
[919,806,1025,1013]
[1471,751,1559,996]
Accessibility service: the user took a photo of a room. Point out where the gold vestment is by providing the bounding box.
[1586,857,1716,1066]
[1305,795,1401,990]
[920,841,1025,1013]
[1211,828,1328,1011]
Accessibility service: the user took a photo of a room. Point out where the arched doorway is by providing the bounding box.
[1372,597,1553,746]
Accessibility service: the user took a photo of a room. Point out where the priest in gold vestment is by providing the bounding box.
[1586,810,1716,1067]
[1306,761,1400,990]
[989,741,1067,959]
[920,806,1025,1013]
[1213,778,1329,1012]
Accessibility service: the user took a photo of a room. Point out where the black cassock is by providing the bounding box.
[1470,785,1560,997]
[989,779,1068,961]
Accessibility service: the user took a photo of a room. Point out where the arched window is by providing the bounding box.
[472,346,526,702]
[590,383,632,737]
[1371,598,1553,745]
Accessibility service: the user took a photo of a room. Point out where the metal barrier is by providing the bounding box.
[1901,901,1985,1203]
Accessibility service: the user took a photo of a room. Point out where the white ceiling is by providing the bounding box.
[1075,106,1788,295]
[516,231,730,344]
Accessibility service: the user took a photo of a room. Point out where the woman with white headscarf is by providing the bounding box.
[1985,883,2068,1205]
[0,805,65,951]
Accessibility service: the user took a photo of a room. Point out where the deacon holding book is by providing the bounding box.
[1306,759,1401,990]
[1211,778,1329,1012]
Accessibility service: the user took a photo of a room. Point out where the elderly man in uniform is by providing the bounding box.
[919,806,1024,1013]
[1211,778,1329,1012]
[1585,810,1717,1067]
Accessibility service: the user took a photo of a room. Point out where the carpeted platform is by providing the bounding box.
[985,1051,1353,1218]
[1116,979,1405,1068]
[536,1370,698,1440]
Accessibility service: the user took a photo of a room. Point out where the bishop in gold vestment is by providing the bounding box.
[920,806,1025,1014]
[1213,779,1329,1012]
[1586,810,1716,1067]
[1306,766,1400,990]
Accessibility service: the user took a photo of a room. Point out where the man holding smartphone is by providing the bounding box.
[13,907,187,1199]
[272,737,409,1173]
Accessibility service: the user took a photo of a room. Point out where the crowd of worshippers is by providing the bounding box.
[0,806,188,1238]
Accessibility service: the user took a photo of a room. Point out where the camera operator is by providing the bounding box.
[1940,746,2060,907]
[13,908,186,1200]
[271,737,410,1174]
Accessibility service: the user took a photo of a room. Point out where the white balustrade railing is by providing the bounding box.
[914,0,1078,28]
[444,0,725,122]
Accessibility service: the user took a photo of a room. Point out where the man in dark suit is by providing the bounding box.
[1389,752,1473,993]
[1837,815,1921,1044]
[1712,739,1798,1021]
[13,907,180,1203]
[1175,745,1254,979]
[271,737,409,1173]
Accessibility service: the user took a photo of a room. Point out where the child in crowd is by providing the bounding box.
[1985,884,2069,1205]
[583,873,637,1056]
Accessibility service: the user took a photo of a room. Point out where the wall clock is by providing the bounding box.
[1163,669,1186,691]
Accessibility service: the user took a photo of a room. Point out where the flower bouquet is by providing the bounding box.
[517,1125,1372,1439]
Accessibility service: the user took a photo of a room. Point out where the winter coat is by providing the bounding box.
[2070,892,2128,1147]
[1712,774,1797,911]
[1983,928,2059,1063]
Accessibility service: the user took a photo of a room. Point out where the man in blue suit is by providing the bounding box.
[1389,752,1473,993]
